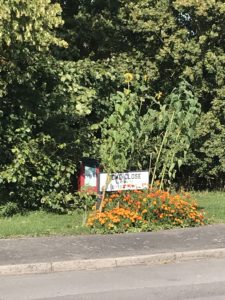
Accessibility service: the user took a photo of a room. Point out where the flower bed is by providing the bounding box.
[87,189,207,233]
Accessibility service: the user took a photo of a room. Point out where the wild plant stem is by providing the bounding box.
[159,128,181,190]
[150,112,175,189]
[99,173,110,213]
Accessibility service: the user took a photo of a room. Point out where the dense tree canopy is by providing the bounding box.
[1,0,225,211]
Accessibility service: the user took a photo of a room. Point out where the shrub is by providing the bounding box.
[0,134,76,211]
[87,189,207,233]
[41,190,97,214]
[0,202,21,217]
[73,188,98,211]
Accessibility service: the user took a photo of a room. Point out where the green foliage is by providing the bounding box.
[0,202,20,217]
[99,89,141,173]
[150,80,201,187]
[1,0,225,214]
[118,0,225,187]
[187,98,225,188]
[0,133,76,210]
[0,1,102,211]
[0,0,67,50]
[73,189,97,212]
[97,77,200,188]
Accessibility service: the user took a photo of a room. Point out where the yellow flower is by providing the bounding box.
[143,74,148,81]
[155,91,163,100]
[124,72,134,83]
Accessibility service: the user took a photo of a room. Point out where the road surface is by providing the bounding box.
[1,258,225,299]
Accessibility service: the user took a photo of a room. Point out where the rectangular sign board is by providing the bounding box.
[99,171,149,192]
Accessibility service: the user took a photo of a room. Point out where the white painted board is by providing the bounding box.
[99,171,149,192]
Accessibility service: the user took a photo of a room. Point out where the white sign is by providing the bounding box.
[84,166,96,187]
[99,171,149,192]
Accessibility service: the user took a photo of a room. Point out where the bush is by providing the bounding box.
[87,189,207,233]
[0,202,21,217]
[0,134,77,211]
[41,189,98,214]
[73,189,98,211]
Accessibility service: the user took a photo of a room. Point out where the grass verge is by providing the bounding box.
[192,191,225,223]
[0,210,91,238]
[0,192,224,238]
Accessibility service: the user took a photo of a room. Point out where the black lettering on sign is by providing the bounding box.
[111,172,143,183]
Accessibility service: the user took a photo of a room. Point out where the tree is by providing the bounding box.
[1,0,225,214]
[53,0,225,188]
[0,0,93,210]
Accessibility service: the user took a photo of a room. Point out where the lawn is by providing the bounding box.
[0,210,91,238]
[0,192,224,238]
[192,191,225,223]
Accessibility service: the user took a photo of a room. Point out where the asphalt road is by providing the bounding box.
[1,258,225,300]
